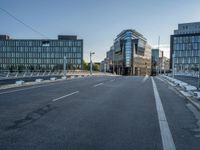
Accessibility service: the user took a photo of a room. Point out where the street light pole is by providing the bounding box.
[90,52,95,75]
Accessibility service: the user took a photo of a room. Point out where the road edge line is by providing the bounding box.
[151,77,176,150]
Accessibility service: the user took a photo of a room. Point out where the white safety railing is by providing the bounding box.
[0,70,113,80]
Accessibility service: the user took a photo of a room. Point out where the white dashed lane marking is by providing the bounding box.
[93,83,103,87]
[52,91,79,102]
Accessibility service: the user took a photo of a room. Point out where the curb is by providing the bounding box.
[0,75,88,90]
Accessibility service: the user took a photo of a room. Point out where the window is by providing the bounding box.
[42,41,50,46]
[193,43,198,50]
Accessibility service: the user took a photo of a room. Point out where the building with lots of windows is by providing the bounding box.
[152,48,163,74]
[0,35,83,71]
[151,49,170,75]
[170,22,200,73]
[100,46,114,73]
[111,29,151,76]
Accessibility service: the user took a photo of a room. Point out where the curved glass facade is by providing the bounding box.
[113,29,151,76]
[124,37,132,67]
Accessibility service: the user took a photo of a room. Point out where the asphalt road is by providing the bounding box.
[0,76,200,150]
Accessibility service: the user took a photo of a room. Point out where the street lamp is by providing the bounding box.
[90,52,95,75]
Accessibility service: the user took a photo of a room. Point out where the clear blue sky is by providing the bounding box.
[0,0,200,62]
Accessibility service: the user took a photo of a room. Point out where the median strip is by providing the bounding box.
[52,91,79,102]
[93,82,103,87]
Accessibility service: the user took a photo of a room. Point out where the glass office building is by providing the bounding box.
[113,29,151,76]
[0,35,83,71]
[152,49,163,74]
[170,22,200,73]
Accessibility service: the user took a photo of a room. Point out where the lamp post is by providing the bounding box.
[90,52,95,75]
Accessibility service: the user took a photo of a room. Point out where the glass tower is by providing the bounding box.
[113,29,151,76]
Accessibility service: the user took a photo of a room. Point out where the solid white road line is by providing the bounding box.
[93,82,103,87]
[151,77,176,150]
[52,91,79,102]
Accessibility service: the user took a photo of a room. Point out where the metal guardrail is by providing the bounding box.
[167,73,199,88]
[173,72,199,78]
[0,70,113,80]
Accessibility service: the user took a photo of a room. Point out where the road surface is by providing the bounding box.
[0,76,200,150]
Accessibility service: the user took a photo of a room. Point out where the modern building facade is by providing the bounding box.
[162,56,170,73]
[151,48,170,75]
[100,58,110,72]
[100,46,115,73]
[152,48,163,74]
[0,35,83,71]
[112,29,151,76]
[170,22,200,73]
